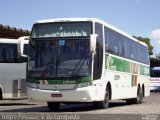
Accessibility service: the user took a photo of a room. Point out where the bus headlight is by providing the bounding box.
[27,82,39,89]
[76,82,92,88]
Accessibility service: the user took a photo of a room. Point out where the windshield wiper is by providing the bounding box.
[72,53,91,76]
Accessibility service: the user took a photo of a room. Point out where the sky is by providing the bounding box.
[0,0,160,56]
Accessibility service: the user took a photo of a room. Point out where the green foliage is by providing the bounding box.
[133,36,153,56]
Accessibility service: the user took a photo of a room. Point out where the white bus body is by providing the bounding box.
[27,18,150,111]
[0,38,27,99]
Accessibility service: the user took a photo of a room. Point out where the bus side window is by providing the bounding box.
[6,47,13,62]
[96,47,100,69]
[93,22,103,80]
[1,47,6,62]
[0,47,2,62]
[24,44,29,56]
[0,44,18,63]
[105,27,124,57]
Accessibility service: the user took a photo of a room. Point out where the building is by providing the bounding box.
[0,24,30,39]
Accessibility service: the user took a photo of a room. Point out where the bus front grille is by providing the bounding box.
[39,84,76,90]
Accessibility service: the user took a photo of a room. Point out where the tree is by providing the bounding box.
[133,36,153,56]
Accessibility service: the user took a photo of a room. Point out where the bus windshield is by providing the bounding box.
[28,39,91,78]
[150,67,160,77]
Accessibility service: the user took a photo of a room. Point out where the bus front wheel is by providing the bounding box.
[47,102,60,111]
[96,87,110,109]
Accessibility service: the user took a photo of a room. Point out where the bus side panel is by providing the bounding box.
[105,70,137,100]
[0,63,27,99]
[104,70,150,100]
[104,54,150,100]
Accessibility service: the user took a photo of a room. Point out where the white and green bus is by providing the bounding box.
[27,18,150,111]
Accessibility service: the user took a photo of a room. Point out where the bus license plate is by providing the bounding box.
[51,94,62,97]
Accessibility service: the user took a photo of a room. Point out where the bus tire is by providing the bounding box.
[47,102,60,111]
[126,87,144,104]
[138,87,144,103]
[133,87,143,104]
[0,88,2,100]
[96,86,110,109]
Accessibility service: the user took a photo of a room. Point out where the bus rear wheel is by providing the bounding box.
[47,102,60,111]
[126,87,144,104]
[96,87,110,109]
[136,87,144,104]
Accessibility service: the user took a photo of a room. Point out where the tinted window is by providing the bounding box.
[104,27,124,57]
[130,40,137,60]
[123,37,131,59]
[0,43,18,63]
[94,23,103,80]
[28,39,91,78]
[139,45,149,64]
[24,44,29,55]
[150,67,160,77]
[104,27,149,65]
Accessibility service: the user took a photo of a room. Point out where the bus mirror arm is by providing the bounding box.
[21,54,27,58]
[90,34,97,54]
[18,55,28,63]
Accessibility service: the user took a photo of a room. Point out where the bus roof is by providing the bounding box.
[35,18,147,47]
[0,38,18,44]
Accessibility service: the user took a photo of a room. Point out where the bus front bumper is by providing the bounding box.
[27,86,104,102]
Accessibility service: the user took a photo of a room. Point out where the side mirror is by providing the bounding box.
[18,36,30,57]
[21,54,27,58]
[18,55,28,63]
[90,34,97,53]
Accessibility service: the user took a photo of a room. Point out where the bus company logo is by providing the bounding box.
[114,74,120,80]
[63,80,76,84]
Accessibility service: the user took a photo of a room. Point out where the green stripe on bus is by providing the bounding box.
[123,60,130,73]
[105,54,149,76]
[140,65,150,76]
[27,77,40,84]
[27,76,91,84]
